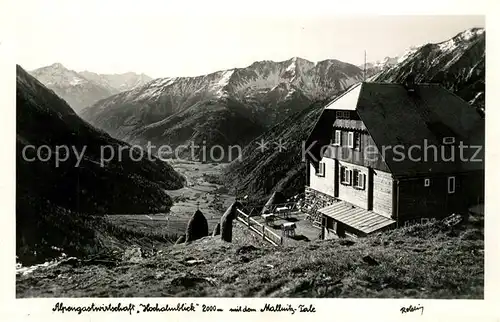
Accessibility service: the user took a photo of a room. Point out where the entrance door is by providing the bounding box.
[336,222,346,238]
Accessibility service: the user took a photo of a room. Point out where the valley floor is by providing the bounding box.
[104,160,235,239]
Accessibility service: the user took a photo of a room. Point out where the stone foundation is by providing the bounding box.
[304,187,337,211]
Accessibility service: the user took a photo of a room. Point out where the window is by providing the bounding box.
[347,132,354,148]
[443,137,456,145]
[340,166,352,185]
[424,178,431,187]
[355,132,361,150]
[448,176,456,194]
[316,162,326,177]
[333,130,341,146]
[335,111,350,119]
[353,170,366,190]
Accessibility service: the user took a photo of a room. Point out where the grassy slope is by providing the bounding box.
[16,220,483,298]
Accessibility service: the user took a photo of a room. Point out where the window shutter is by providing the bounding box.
[361,173,366,189]
[347,132,354,148]
[355,132,361,150]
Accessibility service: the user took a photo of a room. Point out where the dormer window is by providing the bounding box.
[335,111,350,119]
[443,137,455,145]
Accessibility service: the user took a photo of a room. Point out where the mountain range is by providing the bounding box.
[224,28,486,202]
[374,28,485,110]
[359,55,399,76]
[30,63,152,112]
[79,57,364,160]
[17,65,183,264]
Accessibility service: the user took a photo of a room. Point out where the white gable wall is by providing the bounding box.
[309,157,336,197]
[324,83,361,111]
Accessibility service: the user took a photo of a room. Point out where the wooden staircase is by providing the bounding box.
[311,206,323,229]
[304,203,323,229]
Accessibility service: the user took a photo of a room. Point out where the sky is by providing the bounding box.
[13,1,485,78]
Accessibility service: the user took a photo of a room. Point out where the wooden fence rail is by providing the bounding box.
[239,201,299,217]
[236,209,282,246]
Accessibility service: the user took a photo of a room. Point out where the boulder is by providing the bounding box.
[362,255,379,266]
[122,247,143,263]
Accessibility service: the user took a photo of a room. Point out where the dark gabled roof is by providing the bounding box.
[315,82,484,177]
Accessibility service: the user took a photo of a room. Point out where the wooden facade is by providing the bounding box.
[306,82,485,238]
[393,170,484,224]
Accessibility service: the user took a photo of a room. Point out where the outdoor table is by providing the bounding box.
[276,206,291,218]
[281,222,296,237]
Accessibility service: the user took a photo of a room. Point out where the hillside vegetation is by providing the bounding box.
[16,219,483,298]
[224,99,328,203]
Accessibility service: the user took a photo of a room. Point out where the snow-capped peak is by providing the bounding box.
[213,69,234,97]
[285,59,296,73]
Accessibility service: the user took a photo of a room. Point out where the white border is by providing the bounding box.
[1,0,499,321]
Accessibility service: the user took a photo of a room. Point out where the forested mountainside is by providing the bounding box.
[17,65,184,264]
